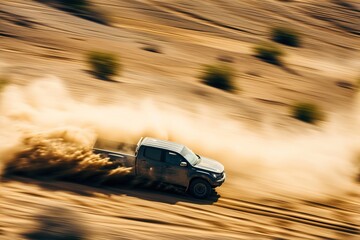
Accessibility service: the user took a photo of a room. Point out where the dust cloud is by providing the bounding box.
[0,76,358,197]
[3,130,131,184]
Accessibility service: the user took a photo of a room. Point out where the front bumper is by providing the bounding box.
[212,172,226,187]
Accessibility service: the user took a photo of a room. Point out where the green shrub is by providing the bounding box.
[36,0,108,25]
[200,64,236,92]
[271,27,301,47]
[58,0,88,9]
[37,0,88,11]
[254,42,284,65]
[86,51,121,80]
[291,102,324,124]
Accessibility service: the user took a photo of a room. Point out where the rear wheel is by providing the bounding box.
[189,179,211,199]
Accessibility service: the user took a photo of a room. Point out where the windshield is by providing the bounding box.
[181,147,199,166]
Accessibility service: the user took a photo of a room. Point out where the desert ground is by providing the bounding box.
[1,0,360,239]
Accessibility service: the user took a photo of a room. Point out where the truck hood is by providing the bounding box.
[194,156,224,174]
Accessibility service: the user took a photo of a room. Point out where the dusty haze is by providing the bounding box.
[1,77,359,198]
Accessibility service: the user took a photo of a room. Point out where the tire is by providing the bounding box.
[189,179,211,199]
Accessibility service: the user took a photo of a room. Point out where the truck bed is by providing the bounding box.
[93,148,136,171]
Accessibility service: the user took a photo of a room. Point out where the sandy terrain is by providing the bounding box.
[1,0,359,117]
[1,0,360,239]
[1,176,359,240]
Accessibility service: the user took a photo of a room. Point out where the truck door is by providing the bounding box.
[137,147,163,181]
[163,151,189,187]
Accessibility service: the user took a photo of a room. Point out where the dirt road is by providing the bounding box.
[1,176,359,240]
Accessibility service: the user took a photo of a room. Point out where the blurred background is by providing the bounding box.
[0,0,359,239]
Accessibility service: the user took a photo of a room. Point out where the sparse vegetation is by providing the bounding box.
[200,64,236,92]
[334,0,355,8]
[142,45,162,53]
[58,0,88,9]
[86,51,121,80]
[24,207,86,240]
[291,102,324,124]
[336,80,354,90]
[217,55,235,63]
[271,27,301,47]
[36,0,108,25]
[0,76,9,91]
[254,42,284,65]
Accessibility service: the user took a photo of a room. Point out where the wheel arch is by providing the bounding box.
[187,176,211,191]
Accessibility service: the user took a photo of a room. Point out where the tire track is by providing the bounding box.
[217,198,360,235]
[2,178,360,239]
[174,196,360,235]
[140,0,258,36]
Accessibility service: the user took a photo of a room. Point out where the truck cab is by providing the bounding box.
[135,137,226,198]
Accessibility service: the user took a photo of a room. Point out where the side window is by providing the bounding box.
[144,147,162,161]
[165,152,183,165]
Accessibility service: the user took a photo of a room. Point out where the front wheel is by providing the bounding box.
[189,179,211,199]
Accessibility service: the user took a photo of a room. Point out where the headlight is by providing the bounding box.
[211,173,220,178]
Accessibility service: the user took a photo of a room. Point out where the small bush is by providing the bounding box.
[141,45,161,53]
[0,76,9,91]
[271,27,301,47]
[291,102,324,124]
[254,42,284,65]
[217,55,235,63]
[36,0,108,25]
[57,0,88,10]
[336,80,354,89]
[37,0,88,11]
[200,64,236,92]
[24,207,86,240]
[86,51,121,80]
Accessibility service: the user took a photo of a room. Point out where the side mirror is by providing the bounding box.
[180,162,187,167]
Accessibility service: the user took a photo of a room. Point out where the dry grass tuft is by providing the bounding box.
[254,42,284,65]
[291,102,324,124]
[271,26,301,47]
[36,0,109,25]
[86,51,121,80]
[199,63,237,92]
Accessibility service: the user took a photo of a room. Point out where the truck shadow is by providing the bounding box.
[108,185,221,205]
[3,176,220,205]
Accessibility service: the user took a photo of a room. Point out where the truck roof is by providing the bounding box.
[140,137,185,153]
